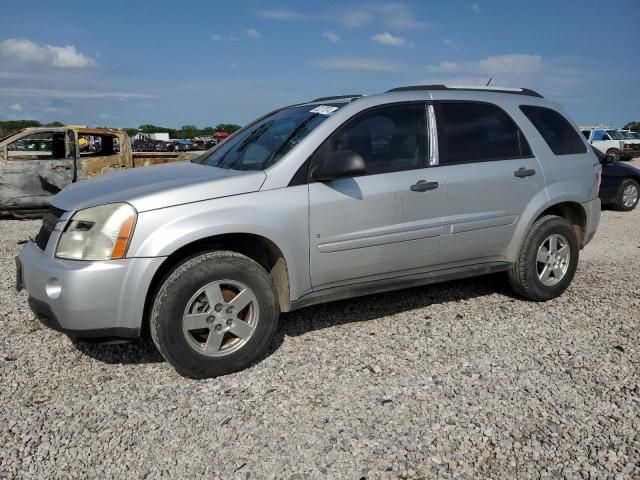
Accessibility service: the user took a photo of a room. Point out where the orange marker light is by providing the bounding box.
[111,215,135,259]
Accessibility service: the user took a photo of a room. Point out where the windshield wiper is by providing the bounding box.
[262,114,319,168]
[215,121,274,169]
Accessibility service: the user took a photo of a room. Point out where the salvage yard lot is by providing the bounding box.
[1,168,639,478]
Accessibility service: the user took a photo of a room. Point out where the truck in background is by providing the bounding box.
[580,125,640,161]
[0,126,197,217]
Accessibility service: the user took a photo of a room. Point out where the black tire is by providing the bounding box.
[150,251,279,378]
[606,149,621,162]
[613,178,639,211]
[508,215,579,302]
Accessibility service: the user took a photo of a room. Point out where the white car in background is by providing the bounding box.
[581,127,640,161]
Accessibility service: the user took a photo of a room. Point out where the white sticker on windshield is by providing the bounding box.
[309,105,339,115]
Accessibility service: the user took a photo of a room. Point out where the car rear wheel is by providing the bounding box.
[150,251,279,378]
[606,149,621,162]
[614,178,639,211]
[508,215,579,302]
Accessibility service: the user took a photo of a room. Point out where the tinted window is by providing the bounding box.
[329,103,426,176]
[437,102,531,164]
[581,130,590,140]
[520,105,587,155]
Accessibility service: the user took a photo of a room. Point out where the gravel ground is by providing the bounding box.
[1,182,639,478]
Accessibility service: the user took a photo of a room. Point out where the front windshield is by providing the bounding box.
[606,130,626,140]
[196,103,345,170]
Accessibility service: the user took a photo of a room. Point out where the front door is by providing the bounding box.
[309,102,444,289]
[1,130,75,210]
[434,101,546,263]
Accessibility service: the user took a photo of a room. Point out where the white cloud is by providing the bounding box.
[429,54,543,76]
[0,38,95,68]
[371,32,406,47]
[471,3,482,13]
[312,57,403,72]
[0,87,153,99]
[211,34,239,43]
[257,9,306,21]
[246,29,261,40]
[46,106,71,114]
[340,3,426,30]
[98,113,110,120]
[9,104,22,111]
[322,31,341,43]
[342,10,372,28]
[443,38,459,50]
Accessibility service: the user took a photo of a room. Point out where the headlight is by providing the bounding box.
[55,203,136,261]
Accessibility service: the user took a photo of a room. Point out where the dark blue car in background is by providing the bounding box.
[594,147,640,211]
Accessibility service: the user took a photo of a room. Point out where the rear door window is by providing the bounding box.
[520,105,587,155]
[436,102,531,164]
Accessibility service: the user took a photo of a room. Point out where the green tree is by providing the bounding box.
[45,121,64,127]
[123,128,139,137]
[0,120,42,137]
[176,125,199,139]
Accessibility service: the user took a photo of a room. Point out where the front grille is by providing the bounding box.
[34,206,66,251]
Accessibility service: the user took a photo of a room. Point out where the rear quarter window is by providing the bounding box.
[520,105,587,155]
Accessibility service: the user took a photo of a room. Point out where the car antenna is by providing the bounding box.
[486,77,492,86]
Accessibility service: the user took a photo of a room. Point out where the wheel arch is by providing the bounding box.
[141,232,292,336]
[534,201,587,247]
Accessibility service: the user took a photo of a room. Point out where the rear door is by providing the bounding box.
[308,102,444,289]
[435,101,546,264]
[77,131,128,179]
[1,130,75,209]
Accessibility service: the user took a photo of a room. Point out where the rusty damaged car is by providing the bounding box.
[0,126,195,217]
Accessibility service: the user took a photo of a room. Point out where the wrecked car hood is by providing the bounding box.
[50,162,267,213]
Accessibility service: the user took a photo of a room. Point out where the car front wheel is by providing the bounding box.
[150,251,279,378]
[508,215,579,301]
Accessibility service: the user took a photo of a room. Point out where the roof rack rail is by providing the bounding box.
[386,84,543,98]
[311,94,362,102]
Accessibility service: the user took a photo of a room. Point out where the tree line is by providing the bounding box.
[0,120,242,139]
[0,120,64,137]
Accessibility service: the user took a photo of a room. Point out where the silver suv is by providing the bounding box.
[17,85,602,378]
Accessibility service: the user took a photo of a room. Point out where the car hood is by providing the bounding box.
[51,162,267,213]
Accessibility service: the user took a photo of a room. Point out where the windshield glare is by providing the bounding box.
[196,103,344,171]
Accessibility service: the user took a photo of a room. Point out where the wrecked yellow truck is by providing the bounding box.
[0,126,194,217]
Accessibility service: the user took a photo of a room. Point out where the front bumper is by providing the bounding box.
[18,241,165,338]
[622,149,640,159]
[582,197,601,247]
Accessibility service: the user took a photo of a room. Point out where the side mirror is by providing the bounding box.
[312,150,366,181]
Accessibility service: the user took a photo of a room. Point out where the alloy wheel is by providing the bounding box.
[182,279,259,357]
[536,234,571,286]
[622,184,639,208]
